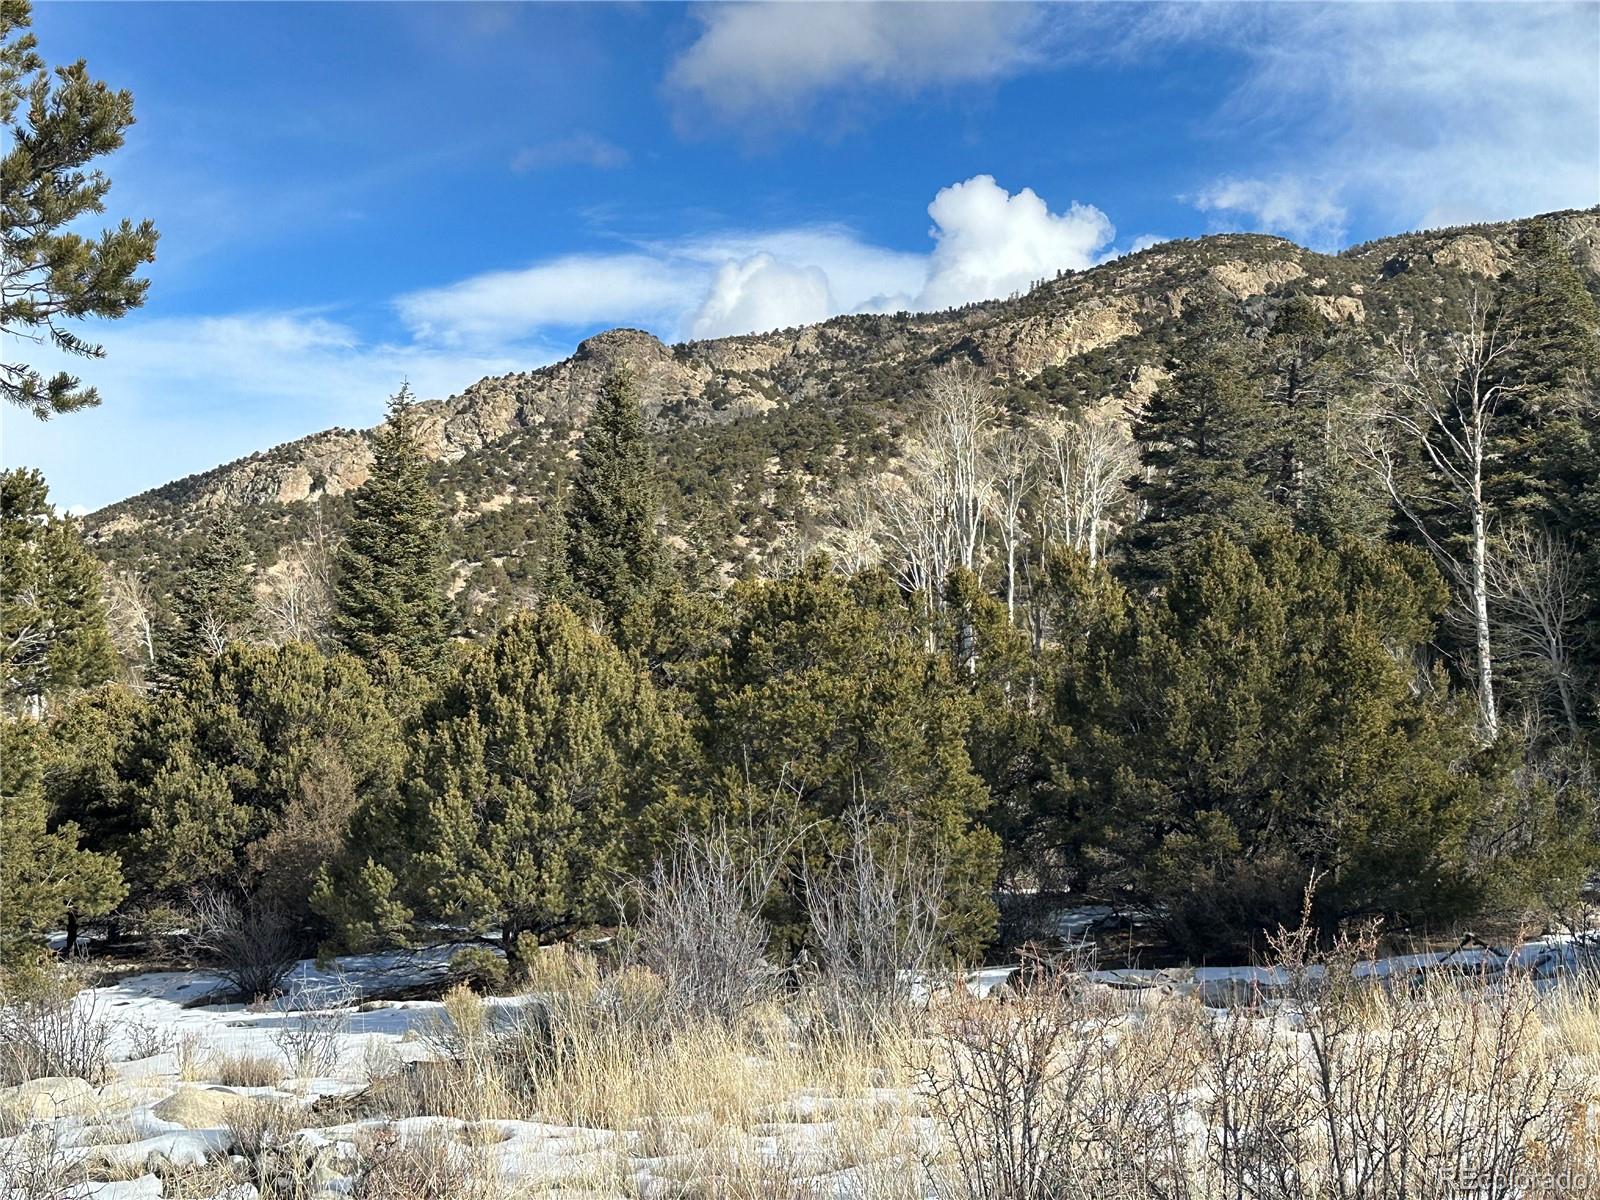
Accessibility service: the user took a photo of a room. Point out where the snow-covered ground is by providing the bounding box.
[4,933,1593,1199]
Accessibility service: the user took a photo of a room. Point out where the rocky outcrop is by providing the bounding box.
[1431,234,1510,278]
[1309,295,1366,324]
[1207,258,1307,299]
[966,297,1140,377]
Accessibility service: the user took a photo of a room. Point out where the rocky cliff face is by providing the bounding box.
[86,208,1599,584]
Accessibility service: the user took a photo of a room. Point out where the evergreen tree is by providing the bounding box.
[565,369,666,627]
[319,605,685,962]
[1,0,158,417]
[333,385,450,662]
[41,682,145,860]
[1495,221,1600,722]
[1261,297,1387,541]
[0,467,116,713]
[1123,305,1283,588]
[0,716,124,963]
[695,561,1000,956]
[156,506,252,682]
[108,642,400,920]
[1053,530,1587,954]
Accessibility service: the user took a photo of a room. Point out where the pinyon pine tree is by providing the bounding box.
[0,467,116,713]
[1,0,158,416]
[333,385,450,662]
[0,716,124,963]
[320,605,684,963]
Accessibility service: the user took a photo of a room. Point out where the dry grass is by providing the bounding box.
[212,1048,287,1087]
[0,962,112,1084]
[331,937,1600,1198]
[33,917,1593,1200]
[351,1122,510,1200]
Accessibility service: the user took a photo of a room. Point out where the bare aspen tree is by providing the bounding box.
[1041,406,1137,567]
[1486,523,1586,736]
[260,544,334,646]
[819,486,885,575]
[1363,296,1519,742]
[875,365,999,621]
[988,428,1035,623]
[923,363,997,575]
[102,567,156,682]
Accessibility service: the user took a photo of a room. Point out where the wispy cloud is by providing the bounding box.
[665,1,1048,131]
[1168,3,1599,244]
[510,133,630,173]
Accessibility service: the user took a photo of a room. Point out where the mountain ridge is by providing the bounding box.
[84,208,1600,596]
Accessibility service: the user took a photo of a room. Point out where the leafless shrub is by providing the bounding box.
[919,964,1101,1200]
[0,1122,88,1199]
[804,810,948,1025]
[621,821,789,1027]
[351,1122,504,1200]
[1265,915,1572,1200]
[121,1014,175,1061]
[0,963,111,1083]
[185,887,302,1002]
[271,971,356,1078]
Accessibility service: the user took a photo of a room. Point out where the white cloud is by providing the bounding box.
[399,176,1115,347]
[510,134,629,173]
[1170,3,1599,243]
[1189,176,1348,246]
[394,255,688,346]
[918,176,1114,310]
[666,1,1046,128]
[690,254,834,339]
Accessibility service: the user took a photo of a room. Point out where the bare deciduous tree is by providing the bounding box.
[1362,296,1519,741]
[1486,522,1586,736]
[878,365,998,604]
[101,566,156,682]
[259,516,337,646]
[988,428,1036,623]
[1041,405,1137,569]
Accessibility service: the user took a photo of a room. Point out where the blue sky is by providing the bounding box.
[5,1,1597,511]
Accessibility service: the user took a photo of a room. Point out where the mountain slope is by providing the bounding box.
[84,209,1600,604]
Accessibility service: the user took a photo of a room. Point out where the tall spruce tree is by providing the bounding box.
[0,467,116,713]
[1261,297,1387,541]
[157,506,252,683]
[333,385,449,662]
[1123,304,1283,588]
[1495,219,1600,735]
[1,0,158,417]
[564,368,666,626]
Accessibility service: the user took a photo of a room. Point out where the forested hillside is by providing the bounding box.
[6,207,1600,968]
[83,210,1600,628]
